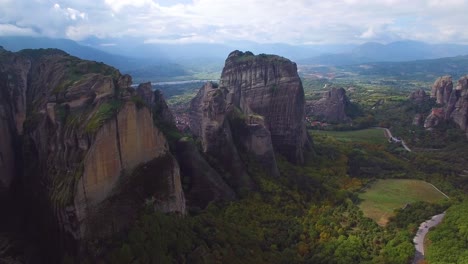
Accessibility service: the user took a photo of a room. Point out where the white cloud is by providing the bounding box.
[104,0,155,12]
[1,0,468,44]
[99,43,117,46]
[0,24,38,36]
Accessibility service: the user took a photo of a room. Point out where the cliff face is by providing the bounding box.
[306,87,350,123]
[0,47,30,193]
[425,75,468,137]
[409,89,430,126]
[175,137,236,208]
[189,51,309,190]
[431,76,453,105]
[189,82,253,190]
[0,48,185,258]
[219,51,310,164]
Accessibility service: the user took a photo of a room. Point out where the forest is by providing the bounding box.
[83,114,466,263]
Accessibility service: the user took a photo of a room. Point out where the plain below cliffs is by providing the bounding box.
[0,47,185,261]
[424,75,468,137]
[189,50,311,191]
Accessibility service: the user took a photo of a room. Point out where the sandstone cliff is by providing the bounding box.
[0,48,185,260]
[189,51,309,190]
[431,76,453,105]
[219,51,310,164]
[175,137,236,208]
[189,81,253,190]
[424,75,468,137]
[306,87,351,123]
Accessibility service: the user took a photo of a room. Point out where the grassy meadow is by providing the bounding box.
[310,128,387,144]
[359,179,448,225]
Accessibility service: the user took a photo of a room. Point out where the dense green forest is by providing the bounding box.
[76,121,466,263]
[425,201,468,264]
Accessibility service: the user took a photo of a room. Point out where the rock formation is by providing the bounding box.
[189,51,310,190]
[306,87,351,123]
[431,76,453,105]
[424,108,445,129]
[175,137,236,208]
[0,48,185,260]
[408,89,431,126]
[219,51,310,164]
[189,81,253,190]
[409,89,429,102]
[424,75,468,137]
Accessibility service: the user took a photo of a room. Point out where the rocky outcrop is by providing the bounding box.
[409,89,429,102]
[449,76,468,133]
[136,82,175,126]
[189,82,253,190]
[409,89,431,126]
[425,75,468,136]
[431,76,453,105]
[306,87,350,123]
[175,137,236,208]
[424,108,445,129]
[219,51,310,164]
[0,48,185,260]
[189,51,309,190]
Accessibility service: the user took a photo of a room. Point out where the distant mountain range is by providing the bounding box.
[299,41,468,65]
[0,36,190,81]
[0,36,160,71]
[340,55,468,81]
[2,36,468,81]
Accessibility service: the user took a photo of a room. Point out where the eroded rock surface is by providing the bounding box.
[307,87,351,123]
[431,76,453,105]
[0,48,185,260]
[424,75,468,137]
[189,51,310,190]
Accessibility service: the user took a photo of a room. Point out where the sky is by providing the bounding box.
[1,0,468,45]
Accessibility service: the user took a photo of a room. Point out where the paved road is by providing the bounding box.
[380,127,412,152]
[412,212,446,264]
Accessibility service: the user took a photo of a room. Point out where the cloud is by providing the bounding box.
[0,0,467,44]
[0,24,38,36]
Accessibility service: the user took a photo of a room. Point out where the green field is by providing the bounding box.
[311,128,387,144]
[359,179,448,225]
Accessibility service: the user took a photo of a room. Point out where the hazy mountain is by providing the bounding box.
[341,54,468,81]
[80,37,356,62]
[300,40,468,65]
[0,36,167,71]
[5,36,468,81]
